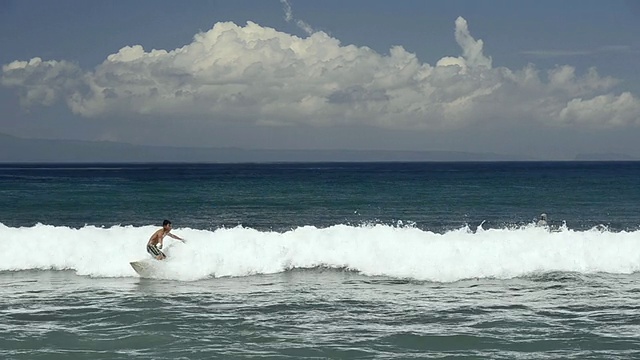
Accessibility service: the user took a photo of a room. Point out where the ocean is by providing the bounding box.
[2,162,640,359]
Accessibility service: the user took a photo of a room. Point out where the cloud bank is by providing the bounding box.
[2,16,639,129]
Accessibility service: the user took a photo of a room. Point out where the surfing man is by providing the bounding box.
[147,220,185,260]
[537,213,548,227]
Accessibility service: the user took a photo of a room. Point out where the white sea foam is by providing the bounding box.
[2,223,640,282]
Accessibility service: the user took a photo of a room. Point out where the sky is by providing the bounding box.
[1,0,640,160]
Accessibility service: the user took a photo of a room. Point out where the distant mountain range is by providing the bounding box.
[0,133,635,162]
[573,153,637,161]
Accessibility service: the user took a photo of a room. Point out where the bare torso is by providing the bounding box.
[148,229,168,246]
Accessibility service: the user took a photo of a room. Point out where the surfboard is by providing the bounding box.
[130,241,185,278]
[130,260,158,278]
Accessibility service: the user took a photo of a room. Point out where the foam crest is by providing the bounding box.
[2,223,640,282]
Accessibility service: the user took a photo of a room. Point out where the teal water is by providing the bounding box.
[2,162,640,359]
[3,270,640,359]
[2,162,640,231]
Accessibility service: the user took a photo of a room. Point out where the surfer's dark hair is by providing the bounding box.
[163,220,171,226]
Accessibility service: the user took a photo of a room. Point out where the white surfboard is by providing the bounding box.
[130,241,186,278]
[130,260,159,278]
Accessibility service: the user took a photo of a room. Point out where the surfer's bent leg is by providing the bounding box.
[147,244,165,259]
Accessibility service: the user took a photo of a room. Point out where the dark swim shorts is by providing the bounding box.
[147,244,165,258]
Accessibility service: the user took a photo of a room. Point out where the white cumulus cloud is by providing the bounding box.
[558,92,640,126]
[2,57,85,107]
[2,16,639,129]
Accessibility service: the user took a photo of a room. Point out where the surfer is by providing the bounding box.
[147,220,185,260]
[537,213,548,227]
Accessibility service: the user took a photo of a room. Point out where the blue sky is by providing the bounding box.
[1,0,639,159]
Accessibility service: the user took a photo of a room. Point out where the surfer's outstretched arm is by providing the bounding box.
[168,233,185,242]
